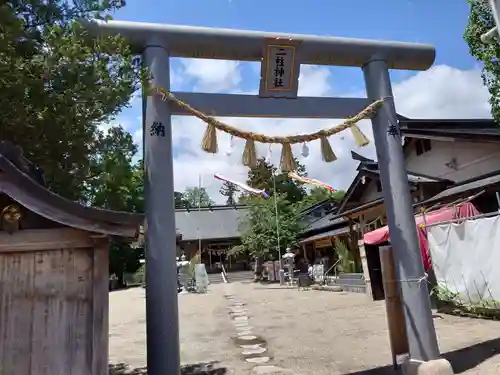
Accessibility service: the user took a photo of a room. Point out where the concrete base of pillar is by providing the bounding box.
[402,358,454,375]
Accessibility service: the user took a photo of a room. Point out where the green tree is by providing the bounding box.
[219,181,239,205]
[86,125,139,210]
[1,0,141,201]
[174,191,188,208]
[464,0,500,122]
[234,194,304,259]
[299,187,346,210]
[183,187,215,207]
[244,157,307,203]
[86,125,144,283]
[310,187,345,203]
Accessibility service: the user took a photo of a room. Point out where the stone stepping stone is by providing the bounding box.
[240,335,257,340]
[233,316,248,322]
[245,356,271,364]
[234,321,250,327]
[234,324,250,330]
[252,365,293,374]
[240,344,262,349]
[230,314,248,319]
[230,311,248,317]
[234,318,248,323]
[237,330,253,336]
[234,335,266,346]
[236,325,253,332]
[229,305,245,309]
[234,325,250,330]
[231,311,247,316]
[230,308,247,314]
[242,346,267,356]
[231,306,245,310]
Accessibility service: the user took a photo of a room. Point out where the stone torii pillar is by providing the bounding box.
[84,19,442,375]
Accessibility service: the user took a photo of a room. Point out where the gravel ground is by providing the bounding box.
[108,282,500,374]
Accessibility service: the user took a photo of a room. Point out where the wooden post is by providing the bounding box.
[358,240,372,298]
[91,236,110,375]
[360,214,367,234]
[379,245,409,369]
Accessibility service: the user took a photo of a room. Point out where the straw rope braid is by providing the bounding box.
[152,86,384,171]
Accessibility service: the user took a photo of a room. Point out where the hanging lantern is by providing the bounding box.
[265,145,273,164]
[225,135,235,157]
[301,143,309,158]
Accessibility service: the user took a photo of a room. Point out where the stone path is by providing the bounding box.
[224,283,292,374]
[109,282,500,374]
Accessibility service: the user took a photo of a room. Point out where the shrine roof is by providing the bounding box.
[399,118,500,143]
[175,205,247,241]
[0,142,143,237]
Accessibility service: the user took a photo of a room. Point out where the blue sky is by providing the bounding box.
[116,0,476,67]
[106,0,491,201]
[116,0,473,57]
[113,0,477,122]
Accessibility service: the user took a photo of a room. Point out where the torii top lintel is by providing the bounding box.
[83,20,436,71]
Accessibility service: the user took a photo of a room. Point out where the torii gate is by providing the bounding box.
[85,20,440,375]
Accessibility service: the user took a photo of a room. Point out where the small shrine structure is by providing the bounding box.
[0,142,142,375]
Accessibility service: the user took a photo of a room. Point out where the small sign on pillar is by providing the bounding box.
[149,121,165,137]
[259,38,301,98]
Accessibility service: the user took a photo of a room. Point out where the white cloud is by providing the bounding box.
[393,65,491,118]
[129,62,491,204]
[298,65,332,97]
[180,59,242,92]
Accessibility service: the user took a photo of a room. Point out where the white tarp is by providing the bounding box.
[428,215,500,304]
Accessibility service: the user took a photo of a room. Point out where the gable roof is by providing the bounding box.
[337,151,451,213]
[419,170,500,206]
[298,199,333,216]
[299,211,347,237]
[175,205,247,241]
[0,143,142,237]
[399,118,500,143]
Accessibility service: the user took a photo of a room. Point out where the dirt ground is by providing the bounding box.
[108,282,500,375]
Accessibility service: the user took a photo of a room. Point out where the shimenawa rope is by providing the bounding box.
[151,86,384,171]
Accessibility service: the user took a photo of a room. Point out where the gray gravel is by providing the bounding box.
[109,282,500,374]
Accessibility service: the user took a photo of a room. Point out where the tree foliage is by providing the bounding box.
[85,125,144,280]
[299,187,346,210]
[86,126,142,211]
[464,0,500,122]
[219,181,239,205]
[1,0,145,282]
[183,187,215,208]
[1,0,142,201]
[235,194,304,258]
[235,159,345,257]
[244,157,307,203]
[174,191,188,208]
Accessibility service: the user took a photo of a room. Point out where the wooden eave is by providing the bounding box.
[0,154,143,238]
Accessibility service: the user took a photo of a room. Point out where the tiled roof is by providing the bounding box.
[175,205,248,241]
